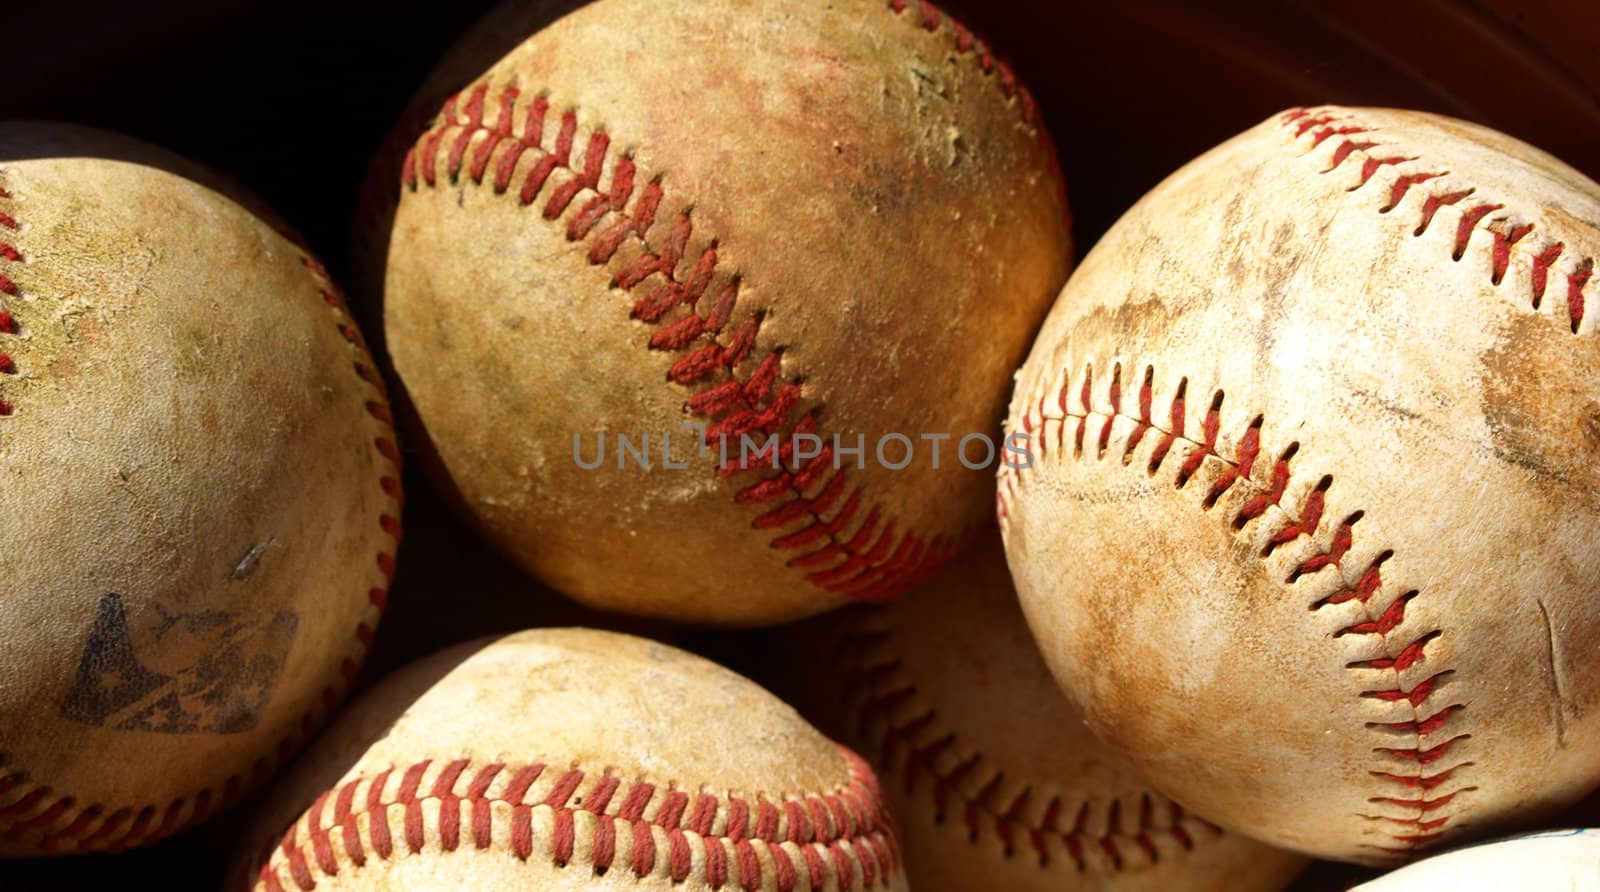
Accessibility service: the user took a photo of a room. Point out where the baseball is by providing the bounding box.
[1354,828,1600,890]
[999,106,1600,861]
[809,535,1307,890]
[242,627,905,891]
[0,124,401,854]
[379,0,1071,625]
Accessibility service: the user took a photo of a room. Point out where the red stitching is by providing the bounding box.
[0,251,401,853]
[0,174,23,416]
[833,623,1219,871]
[1003,360,1472,854]
[252,748,900,891]
[1281,107,1599,334]
[887,0,1038,127]
[398,0,1041,603]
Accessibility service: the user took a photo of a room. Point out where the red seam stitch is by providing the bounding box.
[1002,354,1467,853]
[253,751,900,891]
[834,621,1219,870]
[0,254,402,853]
[0,173,23,417]
[401,52,1013,603]
[887,0,1038,128]
[1281,106,1598,334]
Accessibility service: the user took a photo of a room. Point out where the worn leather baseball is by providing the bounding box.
[1353,828,1600,890]
[349,0,587,317]
[999,106,1600,862]
[806,536,1305,890]
[242,627,905,891]
[380,0,1071,625]
[0,124,401,855]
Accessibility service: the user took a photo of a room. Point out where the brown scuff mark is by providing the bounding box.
[1543,204,1600,241]
[1479,309,1600,511]
[1537,597,1568,748]
[1345,384,1426,423]
[1248,218,1315,362]
[1068,293,1183,353]
[1220,189,1250,288]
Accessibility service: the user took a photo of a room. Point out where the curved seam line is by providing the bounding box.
[998,359,1470,854]
[252,751,902,892]
[395,0,1053,602]
[834,619,1218,871]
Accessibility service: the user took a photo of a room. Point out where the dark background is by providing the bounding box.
[7,0,1598,277]
[3,0,1598,888]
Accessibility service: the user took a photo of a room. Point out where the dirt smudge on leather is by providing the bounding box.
[1481,310,1600,511]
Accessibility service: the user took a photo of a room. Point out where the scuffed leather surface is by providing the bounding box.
[799,536,1308,890]
[0,124,393,854]
[242,628,907,890]
[383,0,1071,625]
[1001,107,1600,863]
